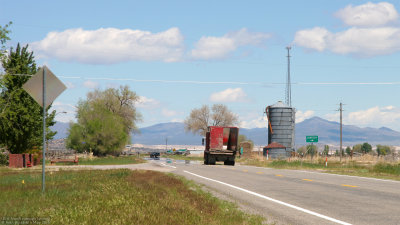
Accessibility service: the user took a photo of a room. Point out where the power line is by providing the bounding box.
[4,73,400,86]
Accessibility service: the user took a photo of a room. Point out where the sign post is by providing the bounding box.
[23,66,66,193]
[42,68,46,193]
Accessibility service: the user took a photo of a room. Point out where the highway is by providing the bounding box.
[155,159,400,225]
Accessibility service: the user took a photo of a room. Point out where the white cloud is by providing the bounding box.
[31,27,184,64]
[295,26,400,57]
[347,106,400,126]
[324,106,400,129]
[191,28,270,60]
[171,118,183,123]
[335,2,398,27]
[293,27,330,52]
[136,96,160,109]
[161,108,179,117]
[240,116,268,129]
[83,80,99,89]
[210,88,248,103]
[294,2,400,57]
[296,110,315,123]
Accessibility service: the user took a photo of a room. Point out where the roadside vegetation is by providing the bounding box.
[237,155,400,181]
[48,155,146,166]
[184,104,238,136]
[66,86,142,156]
[0,169,263,225]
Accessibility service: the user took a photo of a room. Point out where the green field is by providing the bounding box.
[0,169,263,225]
[237,157,400,181]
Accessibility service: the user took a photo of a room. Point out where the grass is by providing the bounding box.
[0,169,264,225]
[49,155,146,166]
[237,156,400,181]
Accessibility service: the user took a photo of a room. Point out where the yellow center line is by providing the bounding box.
[243,170,248,172]
[303,179,313,182]
[342,184,358,188]
[256,172,264,174]
[275,174,283,177]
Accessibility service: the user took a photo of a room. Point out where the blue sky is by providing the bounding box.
[1,0,400,130]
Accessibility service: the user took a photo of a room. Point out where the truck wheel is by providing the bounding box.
[204,154,208,165]
[225,159,234,166]
[209,156,216,165]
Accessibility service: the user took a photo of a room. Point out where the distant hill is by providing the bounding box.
[51,117,400,146]
[51,121,69,139]
[132,122,202,145]
[295,117,400,146]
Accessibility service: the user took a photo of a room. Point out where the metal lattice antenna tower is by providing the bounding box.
[286,46,292,107]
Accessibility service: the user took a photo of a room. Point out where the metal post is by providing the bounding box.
[311,142,313,161]
[286,46,291,107]
[42,67,46,193]
[340,102,342,162]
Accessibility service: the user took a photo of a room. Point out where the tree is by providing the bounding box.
[0,22,12,60]
[323,145,329,156]
[376,145,391,157]
[307,144,317,159]
[66,86,141,156]
[297,146,307,156]
[353,144,362,153]
[0,44,56,153]
[184,104,239,136]
[345,146,351,156]
[361,142,372,155]
[238,134,254,150]
[86,86,141,133]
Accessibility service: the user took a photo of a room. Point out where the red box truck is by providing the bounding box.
[204,126,239,166]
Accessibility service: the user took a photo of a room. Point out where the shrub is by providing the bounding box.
[0,153,8,166]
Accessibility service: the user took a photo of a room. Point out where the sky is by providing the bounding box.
[1,0,400,131]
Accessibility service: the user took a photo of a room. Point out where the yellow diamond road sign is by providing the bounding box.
[22,66,66,108]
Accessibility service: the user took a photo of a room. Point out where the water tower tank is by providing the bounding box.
[266,101,295,152]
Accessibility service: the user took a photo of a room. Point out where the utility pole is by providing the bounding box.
[286,46,292,107]
[165,137,168,151]
[339,102,343,162]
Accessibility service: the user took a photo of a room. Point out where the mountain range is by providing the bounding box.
[51,117,400,146]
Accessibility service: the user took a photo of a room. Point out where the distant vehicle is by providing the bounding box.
[166,149,188,155]
[150,152,160,159]
[204,126,238,166]
[175,149,188,155]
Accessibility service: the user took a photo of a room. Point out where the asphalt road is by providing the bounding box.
[155,159,400,225]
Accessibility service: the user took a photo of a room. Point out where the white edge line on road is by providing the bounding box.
[292,170,400,183]
[184,170,352,225]
[160,163,177,169]
[238,165,399,183]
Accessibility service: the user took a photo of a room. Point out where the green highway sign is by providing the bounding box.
[306,136,318,143]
